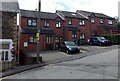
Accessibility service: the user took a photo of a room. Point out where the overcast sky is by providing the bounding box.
[18,0,119,17]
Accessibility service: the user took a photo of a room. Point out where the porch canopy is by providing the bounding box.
[65,25,80,32]
[22,27,55,35]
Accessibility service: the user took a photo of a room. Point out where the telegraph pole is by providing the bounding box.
[36,0,41,64]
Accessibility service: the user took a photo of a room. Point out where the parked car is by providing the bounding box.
[89,36,111,46]
[59,41,80,54]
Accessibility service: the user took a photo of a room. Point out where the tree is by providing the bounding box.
[115,22,120,28]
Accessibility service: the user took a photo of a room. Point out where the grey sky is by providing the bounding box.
[18,0,119,17]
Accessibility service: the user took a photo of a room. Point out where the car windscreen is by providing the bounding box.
[65,42,76,46]
[97,37,105,40]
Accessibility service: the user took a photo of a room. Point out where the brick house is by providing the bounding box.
[20,9,64,52]
[56,10,89,45]
[19,9,118,53]
[77,10,117,36]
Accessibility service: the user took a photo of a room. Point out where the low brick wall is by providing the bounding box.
[0,61,15,71]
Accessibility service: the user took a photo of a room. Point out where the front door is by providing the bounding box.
[46,36,54,50]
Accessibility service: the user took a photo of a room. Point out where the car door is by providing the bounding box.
[92,38,99,45]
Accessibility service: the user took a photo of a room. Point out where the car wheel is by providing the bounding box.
[78,50,80,53]
[59,48,62,52]
[90,42,92,45]
[66,50,70,54]
[99,43,102,46]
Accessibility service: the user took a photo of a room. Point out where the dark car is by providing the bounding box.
[59,41,80,54]
[89,36,111,46]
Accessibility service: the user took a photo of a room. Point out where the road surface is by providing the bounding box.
[2,48,119,79]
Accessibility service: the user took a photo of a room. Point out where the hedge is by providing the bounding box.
[99,34,120,45]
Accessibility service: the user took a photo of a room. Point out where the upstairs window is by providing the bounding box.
[28,19,37,27]
[79,20,85,26]
[108,20,113,25]
[44,20,50,27]
[56,21,61,28]
[100,19,103,24]
[91,18,95,23]
[68,19,72,25]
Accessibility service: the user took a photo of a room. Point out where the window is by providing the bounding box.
[72,32,77,39]
[68,19,72,25]
[5,51,8,60]
[46,36,53,43]
[80,33,85,40]
[2,44,9,49]
[29,35,37,43]
[28,19,37,26]
[1,51,4,61]
[28,20,32,26]
[32,20,37,26]
[91,18,95,23]
[1,51,9,61]
[108,20,113,25]
[56,21,61,28]
[44,20,50,27]
[100,19,103,24]
[79,20,85,26]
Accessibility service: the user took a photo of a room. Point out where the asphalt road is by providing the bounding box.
[2,48,119,79]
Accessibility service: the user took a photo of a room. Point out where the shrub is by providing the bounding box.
[99,34,120,45]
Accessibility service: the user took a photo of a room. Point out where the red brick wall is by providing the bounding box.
[78,19,91,43]
[21,17,28,28]
[20,14,117,51]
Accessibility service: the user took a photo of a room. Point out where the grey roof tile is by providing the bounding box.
[0,2,19,13]
[77,10,114,19]
[20,9,58,19]
[56,10,86,19]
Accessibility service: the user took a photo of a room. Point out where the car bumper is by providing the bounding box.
[69,49,80,53]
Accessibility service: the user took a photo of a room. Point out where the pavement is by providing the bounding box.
[0,45,119,78]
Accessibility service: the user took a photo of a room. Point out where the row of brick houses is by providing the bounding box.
[19,9,118,52]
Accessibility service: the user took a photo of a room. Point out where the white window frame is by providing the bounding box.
[44,20,50,27]
[56,21,61,28]
[91,18,95,23]
[29,35,37,43]
[28,19,37,26]
[68,19,72,25]
[100,19,103,24]
[46,36,53,43]
[79,20,85,26]
[72,32,77,39]
[80,33,85,40]
[108,20,113,25]
[0,39,13,62]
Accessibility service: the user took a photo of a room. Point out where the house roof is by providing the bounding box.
[0,2,19,13]
[20,9,58,19]
[56,10,86,19]
[77,10,114,19]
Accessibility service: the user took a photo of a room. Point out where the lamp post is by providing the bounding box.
[36,0,41,64]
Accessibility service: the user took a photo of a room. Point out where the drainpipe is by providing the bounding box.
[89,17,92,38]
